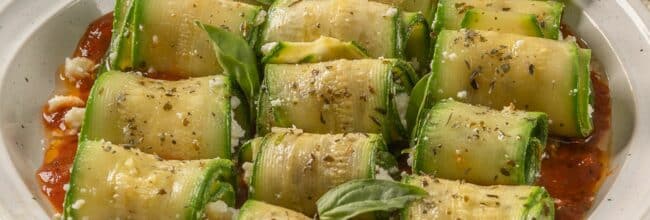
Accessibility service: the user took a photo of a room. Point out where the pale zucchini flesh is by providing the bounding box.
[250,131,385,215]
[433,0,564,39]
[461,8,544,37]
[63,140,235,220]
[402,176,555,220]
[257,59,416,142]
[110,0,263,77]
[261,36,369,64]
[261,0,402,58]
[429,29,592,137]
[238,200,311,220]
[80,71,232,160]
[411,100,547,185]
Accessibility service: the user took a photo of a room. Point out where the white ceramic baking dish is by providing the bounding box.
[0,0,649,219]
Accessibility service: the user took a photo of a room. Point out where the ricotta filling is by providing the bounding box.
[231,96,246,152]
[395,92,409,127]
[204,200,238,220]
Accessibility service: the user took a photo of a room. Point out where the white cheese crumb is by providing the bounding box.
[209,76,225,88]
[255,10,267,26]
[395,92,409,126]
[64,57,95,81]
[205,200,239,220]
[152,35,159,45]
[48,95,84,112]
[384,7,398,17]
[231,96,241,109]
[588,105,594,118]
[71,199,86,209]
[407,153,414,167]
[242,162,254,186]
[63,183,70,192]
[497,130,505,141]
[456,90,467,99]
[375,165,395,181]
[63,107,85,131]
[231,112,246,150]
[261,42,278,55]
[270,98,282,107]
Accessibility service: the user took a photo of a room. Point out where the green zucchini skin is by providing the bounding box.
[427,29,592,137]
[261,0,403,58]
[108,0,264,77]
[80,71,237,160]
[261,36,370,64]
[249,130,391,216]
[238,200,311,220]
[433,0,564,39]
[257,59,416,143]
[63,140,235,219]
[460,9,544,37]
[401,176,555,220]
[411,100,547,185]
[401,12,431,73]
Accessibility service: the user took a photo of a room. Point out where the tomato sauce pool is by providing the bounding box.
[36,13,612,219]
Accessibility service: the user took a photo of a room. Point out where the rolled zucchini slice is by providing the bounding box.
[426,29,592,137]
[81,71,248,160]
[257,59,417,142]
[261,0,402,58]
[249,130,395,215]
[461,9,544,37]
[63,140,235,219]
[239,200,311,220]
[411,99,547,185]
[108,0,264,77]
[433,0,564,39]
[402,176,555,220]
[261,36,369,64]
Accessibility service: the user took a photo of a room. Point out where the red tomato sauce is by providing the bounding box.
[36,14,612,220]
[36,12,113,212]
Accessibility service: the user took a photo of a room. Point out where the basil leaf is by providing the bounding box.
[406,73,434,134]
[316,179,427,220]
[196,22,260,118]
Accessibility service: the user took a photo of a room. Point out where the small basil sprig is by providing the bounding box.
[406,73,434,134]
[196,22,260,118]
[316,179,427,220]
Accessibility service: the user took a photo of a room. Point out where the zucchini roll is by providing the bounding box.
[63,140,235,219]
[108,0,264,77]
[410,100,547,185]
[239,200,311,220]
[248,129,396,215]
[81,71,249,160]
[402,176,555,220]
[261,36,370,64]
[257,59,417,142]
[433,0,564,39]
[261,0,428,62]
[420,29,592,137]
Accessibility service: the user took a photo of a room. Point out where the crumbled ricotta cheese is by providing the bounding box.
[152,35,159,45]
[242,162,254,185]
[48,95,84,112]
[209,76,225,88]
[64,107,85,131]
[270,98,282,107]
[384,7,398,17]
[63,183,70,192]
[456,90,467,99]
[64,57,95,81]
[205,200,239,220]
[231,96,241,109]
[375,165,395,181]
[231,112,246,150]
[71,199,86,209]
[261,42,279,55]
[255,10,267,26]
[395,92,409,126]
